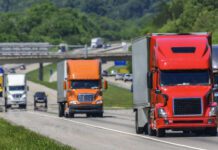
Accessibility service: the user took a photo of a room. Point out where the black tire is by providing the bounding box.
[58,103,64,117]
[148,122,156,136]
[98,112,103,118]
[45,101,48,108]
[156,129,165,137]
[34,101,36,109]
[135,111,144,134]
[205,127,217,136]
[69,113,75,118]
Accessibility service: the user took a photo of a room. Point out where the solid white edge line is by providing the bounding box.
[28,111,206,150]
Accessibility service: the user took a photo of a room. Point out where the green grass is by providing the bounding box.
[27,63,133,108]
[103,84,133,108]
[0,118,73,150]
[27,63,57,89]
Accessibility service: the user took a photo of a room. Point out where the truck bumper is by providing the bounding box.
[156,117,217,130]
[69,104,103,114]
[7,99,26,105]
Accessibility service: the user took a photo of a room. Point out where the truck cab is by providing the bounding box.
[58,59,107,118]
[133,33,217,137]
[5,74,28,109]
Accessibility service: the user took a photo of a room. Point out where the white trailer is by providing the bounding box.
[4,74,28,110]
[132,37,150,134]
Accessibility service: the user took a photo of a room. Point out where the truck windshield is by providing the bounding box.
[71,80,99,89]
[214,74,218,86]
[160,70,210,86]
[9,86,25,91]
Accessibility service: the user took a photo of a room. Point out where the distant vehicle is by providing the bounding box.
[123,74,132,82]
[4,74,28,109]
[115,73,124,80]
[34,92,47,109]
[20,65,26,70]
[9,68,16,73]
[91,38,103,48]
[110,70,117,76]
[102,70,108,76]
[58,43,68,52]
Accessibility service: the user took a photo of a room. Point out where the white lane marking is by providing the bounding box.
[28,111,206,150]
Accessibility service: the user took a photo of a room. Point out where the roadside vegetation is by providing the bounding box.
[27,63,57,89]
[0,118,73,150]
[27,63,133,108]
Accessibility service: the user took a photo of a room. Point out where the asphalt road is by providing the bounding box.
[0,80,218,150]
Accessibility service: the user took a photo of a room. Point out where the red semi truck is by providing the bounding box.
[132,33,217,137]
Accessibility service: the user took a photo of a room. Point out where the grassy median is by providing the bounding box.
[0,118,73,150]
[27,63,133,108]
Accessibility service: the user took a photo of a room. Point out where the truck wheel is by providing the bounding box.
[58,103,64,117]
[45,101,48,108]
[135,111,144,134]
[69,113,74,118]
[156,129,165,137]
[34,101,36,109]
[148,122,156,136]
[98,112,103,118]
[205,127,217,136]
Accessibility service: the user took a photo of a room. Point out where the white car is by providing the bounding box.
[115,73,124,80]
[123,74,132,82]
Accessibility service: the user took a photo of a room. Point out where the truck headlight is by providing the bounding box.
[209,107,217,117]
[69,101,78,105]
[96,100,103,104]
[158,108,167,118]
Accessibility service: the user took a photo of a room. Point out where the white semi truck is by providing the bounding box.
[4,74,28,110]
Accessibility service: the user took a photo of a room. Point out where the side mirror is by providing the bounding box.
[147,72,153,89]
[104,80,108,90]
[63,81,67,90]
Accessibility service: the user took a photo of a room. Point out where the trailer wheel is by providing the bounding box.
[156,129,165,137]
[205,127,217,136]
[148,122,156,136]
[58,103,64,117]
[135,111,144,134]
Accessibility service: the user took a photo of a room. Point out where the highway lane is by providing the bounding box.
[0,81,218,150]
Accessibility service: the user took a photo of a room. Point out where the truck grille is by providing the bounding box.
[12,94,22,98]
[78,94,95,102]
[173,98,202,116]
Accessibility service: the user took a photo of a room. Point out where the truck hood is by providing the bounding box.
[160,86,211,98]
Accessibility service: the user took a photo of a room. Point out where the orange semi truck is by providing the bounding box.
[132,33,218,137]
[57,59,107,118]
